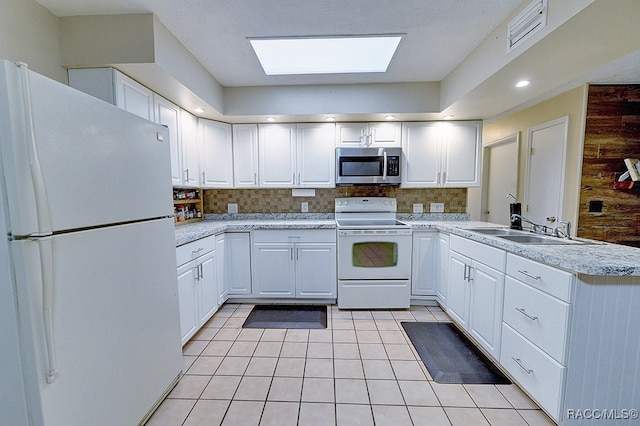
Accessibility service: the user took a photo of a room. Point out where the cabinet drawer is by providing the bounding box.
[506,254,573,302]
[450,235,505,271]
[252,229,336,243]
[176,235,216,267]
[500,324,564,421]
[503,277,570,363]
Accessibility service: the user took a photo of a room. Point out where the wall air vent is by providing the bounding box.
[507,0,548,53]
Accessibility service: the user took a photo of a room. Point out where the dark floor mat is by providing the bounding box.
[401,322,511,384]
[243,305,327,329]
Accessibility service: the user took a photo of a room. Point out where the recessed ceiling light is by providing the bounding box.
[384,115,395,121]
[193,107,205,114]
[516,80,531,88]
[443,115,455,120]
[266,117,277,122]
[325,116,336,122]
[249,35,403,75]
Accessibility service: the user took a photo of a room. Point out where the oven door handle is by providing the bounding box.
[382,151,388,181]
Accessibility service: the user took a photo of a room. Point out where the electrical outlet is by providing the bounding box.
[430,202,445,213]
[227,203,238,214]
[413,203,424,214]
[301,202,309,213]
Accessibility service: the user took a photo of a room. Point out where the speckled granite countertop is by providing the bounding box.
[175,215,640,276]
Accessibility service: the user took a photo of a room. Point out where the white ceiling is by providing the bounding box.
[36,0,523,87]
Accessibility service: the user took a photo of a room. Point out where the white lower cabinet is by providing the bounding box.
[437,232,450,307]
[226,232,252,295]
[447,235,505,359]
[175,235,223,345]
[252,230,336,299]
[411,231,438,296]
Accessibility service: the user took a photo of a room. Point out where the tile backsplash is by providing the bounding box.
[203,187,467,214]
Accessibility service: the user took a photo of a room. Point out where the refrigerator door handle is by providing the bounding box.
[18,63,53,236]
[36,236,58,383]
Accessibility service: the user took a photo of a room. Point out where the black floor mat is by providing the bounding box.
[402,322,511,384]
[242,305,327,329]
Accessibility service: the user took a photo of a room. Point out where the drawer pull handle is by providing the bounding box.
[511,357,533,374]
[515,307,539,321]
[517,269,541,280]
[192,247,204,256]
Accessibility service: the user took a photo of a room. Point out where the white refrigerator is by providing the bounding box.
[0,61,183,425]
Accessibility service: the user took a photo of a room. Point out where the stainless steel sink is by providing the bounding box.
[497,234,593,245]
[467,227,523,236]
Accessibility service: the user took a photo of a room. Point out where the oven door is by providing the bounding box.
[337,229,412,280]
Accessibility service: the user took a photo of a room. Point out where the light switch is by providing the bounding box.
[301,202,309,213]
[227,203,238,214]
[413,203,424,214]
[430,203,445,213]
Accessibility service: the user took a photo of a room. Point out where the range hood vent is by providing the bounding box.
[507,0,548,53]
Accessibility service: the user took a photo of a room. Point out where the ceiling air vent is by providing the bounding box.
[507,0,548,53]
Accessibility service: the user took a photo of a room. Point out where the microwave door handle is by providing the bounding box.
[383,152,388,181]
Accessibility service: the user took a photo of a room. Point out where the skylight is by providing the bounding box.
[248,35,403,75]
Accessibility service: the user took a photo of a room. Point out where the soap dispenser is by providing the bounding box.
[507,193,522,230]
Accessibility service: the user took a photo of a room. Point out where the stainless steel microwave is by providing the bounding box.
[335,147,402,186]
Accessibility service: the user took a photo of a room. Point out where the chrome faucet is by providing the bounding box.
[510,214,549,234]
[553,221,572,239]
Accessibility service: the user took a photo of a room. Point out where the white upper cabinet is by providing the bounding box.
[232,124,259,188]
[114,72,155,121]
[402,121,482,188]
[259,124,297,187]
[154,95,182,186]
[296,123,335,188]
[336,122,401,147]
[179,110,200,188]
[259,123,335,188]
[200,120,234,188]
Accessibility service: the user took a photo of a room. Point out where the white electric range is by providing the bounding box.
[335,197,412,309]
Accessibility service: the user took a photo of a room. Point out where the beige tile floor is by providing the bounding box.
[146,304,556,426]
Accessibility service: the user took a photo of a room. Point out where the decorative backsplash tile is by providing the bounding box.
[203,187,467,214]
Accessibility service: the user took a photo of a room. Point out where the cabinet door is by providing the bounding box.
[115,71,155,121]
[296,243,337,298]
[177,261,198,345]
[233,124,259,188]
[297,123,335,188]
[468,262,504,359]
[411,232,438,296]
[259,124,296,187]
[370,122,401,147]
[227,233,252,295]
[155,96,182,186]
[198,251,218,324]
[253,243,295,296]
[215,234,229,305]
[437,233,450,306]
[446,251,471,328]
[441,122,481,187]
[180,110,200,187]
[201,120,234,188]
[335,123,368,147]
[402,122,441,187]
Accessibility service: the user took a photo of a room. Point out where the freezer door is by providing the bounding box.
[11,218,182,425]
[0,61,172,236]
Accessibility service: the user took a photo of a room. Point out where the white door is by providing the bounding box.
[297,123,335,187]
[215,234,229,305]
[402,122,441,187]
[370,122,401,147]
[155,95,182,186]
[253,243,295,296]
[201,120,234,188]
[198,251,218,324]
[468,262,504,359]
[115,71,155,121]
[335,123,368,147]
[482,134,520,224]
[233,124,259,188]
[177,261,198,344]
[437,233,450,306]
[259,124,296,187]
[525,117,568,227]
[296,243,337,298]
[227,233,252,295]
